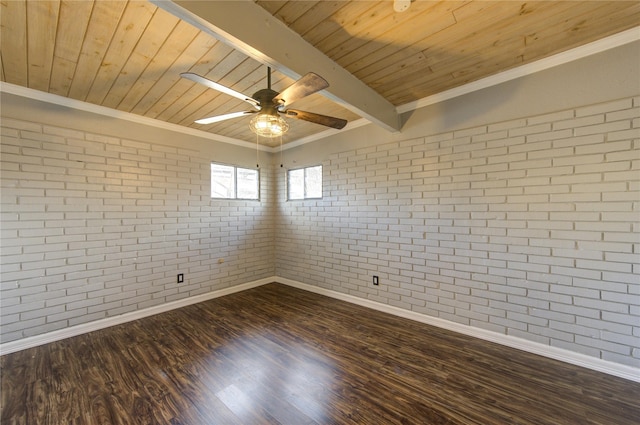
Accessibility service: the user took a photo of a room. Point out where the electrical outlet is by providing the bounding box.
[177,273,184,283]
[373,275,379,285]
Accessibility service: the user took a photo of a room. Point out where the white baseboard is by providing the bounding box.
[2,275,638,383]
[0,277,274,356]
[275,277,640,383]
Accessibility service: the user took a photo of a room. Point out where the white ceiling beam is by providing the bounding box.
[152,0,401,133]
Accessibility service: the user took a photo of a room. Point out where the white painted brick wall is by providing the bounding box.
[276,96,640,367]
[0,119,275,343]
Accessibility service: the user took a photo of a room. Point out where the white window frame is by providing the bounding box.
[287,165,323,200]
[210,162,259,200]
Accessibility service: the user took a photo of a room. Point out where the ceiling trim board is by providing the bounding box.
[280,118,371,150]
[3,26,637,154]
[152,0,401,133]
[0,82,271,152]
[397,26,640,114]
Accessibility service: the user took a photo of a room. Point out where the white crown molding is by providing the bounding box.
[396,26,640,114]
[0,277,274,356]
[0,82,272,152]
[0,81,357,154]
[2,27,638,152]
[275,277,640,383]
[279,118,371,150]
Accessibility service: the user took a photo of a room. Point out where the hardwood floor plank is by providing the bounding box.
[1,283,639,424]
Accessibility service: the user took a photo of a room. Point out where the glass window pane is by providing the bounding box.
[236,167,259,199]
[288,168,304,200]
[211,163,234,198]
[305,166,322,198]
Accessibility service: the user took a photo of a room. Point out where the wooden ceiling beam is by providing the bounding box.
[151,0,401,133]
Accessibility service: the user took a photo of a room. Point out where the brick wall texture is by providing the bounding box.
[276,96,640,367]
[0,120,275,343]
[1,95,638,368]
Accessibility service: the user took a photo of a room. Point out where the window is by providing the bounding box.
[288,165,322,200]
[211,163,259,199]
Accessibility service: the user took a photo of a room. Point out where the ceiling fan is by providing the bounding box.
[181,67,347,138]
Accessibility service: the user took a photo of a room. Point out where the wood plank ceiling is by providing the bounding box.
[1,1,639,148]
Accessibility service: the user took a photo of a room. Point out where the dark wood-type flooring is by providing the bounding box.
[1,283,639,424]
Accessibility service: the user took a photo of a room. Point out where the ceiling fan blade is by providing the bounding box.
[195,110,255,125]
[283,109,347,130]
[181,72,260,110]
[273,72,329,107]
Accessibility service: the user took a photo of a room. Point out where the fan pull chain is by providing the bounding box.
[280,134,283,168]
[256,133,260,168]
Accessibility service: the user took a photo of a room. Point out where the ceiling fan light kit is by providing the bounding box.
[182,67,347,139]
[249,113,289,138]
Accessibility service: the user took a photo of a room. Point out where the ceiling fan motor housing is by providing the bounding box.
[252,88,282,115]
